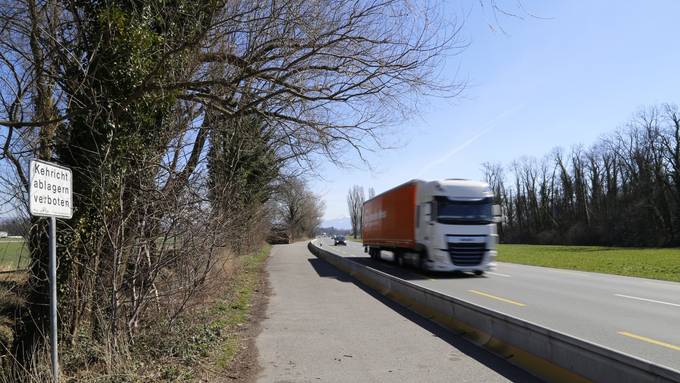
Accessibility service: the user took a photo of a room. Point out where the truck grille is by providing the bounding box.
[447,242,485,266]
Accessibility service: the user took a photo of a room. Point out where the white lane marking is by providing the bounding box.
[643,280,680,289]
[543,268,591,278]
[487,271,511,278]
[614,294,680,308]
[501,263,680,288]
[500,263,596,278]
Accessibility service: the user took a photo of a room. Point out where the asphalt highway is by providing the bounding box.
[314,238,680,373]
[256,242,540,382]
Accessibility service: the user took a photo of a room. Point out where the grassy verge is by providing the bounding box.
[497,244,680,282]
[210,244,270,370]
[345,236,361,243]
[156,243,271,381]
[1,239,31,348]
[0,239,29,271]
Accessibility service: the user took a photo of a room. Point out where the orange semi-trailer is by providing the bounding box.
[362,179,500,274]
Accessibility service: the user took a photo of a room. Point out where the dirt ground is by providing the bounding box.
[217,255,271,383]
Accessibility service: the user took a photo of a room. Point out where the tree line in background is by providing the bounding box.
[0,218,23,236]
[483,104,680,247]
[0,0,455,378]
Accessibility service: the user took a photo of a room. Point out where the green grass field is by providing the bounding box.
[0,239,29,271]
[497,244,680,282]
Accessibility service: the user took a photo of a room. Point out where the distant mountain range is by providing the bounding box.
[321,217,351,230]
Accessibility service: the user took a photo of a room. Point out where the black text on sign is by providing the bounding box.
[29,159,73,219]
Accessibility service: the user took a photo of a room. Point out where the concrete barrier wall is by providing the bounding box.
[308,241,680,383]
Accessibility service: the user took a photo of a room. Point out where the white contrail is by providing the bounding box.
[417,104,525,177]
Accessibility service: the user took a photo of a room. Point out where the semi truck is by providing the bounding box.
[362,179,500,275]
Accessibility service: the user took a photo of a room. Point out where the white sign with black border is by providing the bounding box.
[28,158,73,381]
[29,159,73,219]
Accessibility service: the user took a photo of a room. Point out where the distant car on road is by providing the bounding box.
[334,235,346,246]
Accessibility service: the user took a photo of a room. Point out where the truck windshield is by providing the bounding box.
[435,196,493,224]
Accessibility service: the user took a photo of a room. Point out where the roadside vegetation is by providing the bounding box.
[61,245,270,382]
[498,244,680,282]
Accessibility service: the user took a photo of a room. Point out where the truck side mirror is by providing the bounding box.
[492,204,502,223]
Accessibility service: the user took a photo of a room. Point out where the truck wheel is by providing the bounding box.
[395,252,404,267]
[418,253,427,272]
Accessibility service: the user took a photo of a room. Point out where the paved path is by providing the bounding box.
[255,241,540,383]
[318,238,680,372]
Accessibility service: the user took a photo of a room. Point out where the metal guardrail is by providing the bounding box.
[308,240,680,383]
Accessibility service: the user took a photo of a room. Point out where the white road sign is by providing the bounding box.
[29,159,73,219]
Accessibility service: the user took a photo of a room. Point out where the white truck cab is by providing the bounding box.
[415,179,499,274]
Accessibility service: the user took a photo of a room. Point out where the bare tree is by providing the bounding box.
[274,178,324,240]
[347,185,365,239]
[481,162,506,236]
[368,187,376,199]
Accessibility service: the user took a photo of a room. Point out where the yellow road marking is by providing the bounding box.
[618,331,680,351]
[468,290,526,307]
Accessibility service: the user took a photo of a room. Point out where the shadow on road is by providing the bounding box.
[307,258,353,282]
[305,253,542,383]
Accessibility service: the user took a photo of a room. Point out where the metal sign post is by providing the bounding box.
[49,216,58,381]
[29,159,73,383]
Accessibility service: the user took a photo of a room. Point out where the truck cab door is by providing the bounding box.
[420,202,433,243]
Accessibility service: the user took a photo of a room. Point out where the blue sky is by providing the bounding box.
[314,1,680,223]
